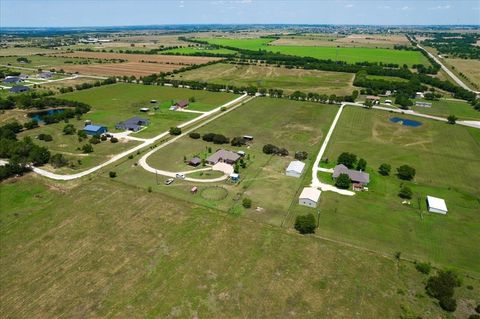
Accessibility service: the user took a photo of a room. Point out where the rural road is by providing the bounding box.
[416,44,479,94]
[138,95,256,183]
[32,93,250,180]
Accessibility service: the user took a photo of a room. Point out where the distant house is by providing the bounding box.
[139,107,150,112]
[188,157,201,167]
[427,196,448,215]
[206,150,240,165]
[38,71,54,79]
[332,164,370,185]
[9,85,30,93]
[383,90,392,97]
[115,117,149,132]
[243,135,254,141]
[299,187,321,208]
[415,92,425,99]
[286,160,305,178]
[175,100,189,109]
[366,95,380,101]
[415,101,432,108]
[83,124,108,135]
[3,76,21,84]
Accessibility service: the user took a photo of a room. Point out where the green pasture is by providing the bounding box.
[162,46,236,55]
[412,98,480,121]
[201,38,430,66]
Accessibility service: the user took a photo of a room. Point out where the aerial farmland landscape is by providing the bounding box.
[1,1,479,318]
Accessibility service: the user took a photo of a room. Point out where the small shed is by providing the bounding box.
[188,157,201,167]
[191,186,198,194]
[150,100,157,103]
[140,107,150,112]
[243,135,254,141]
[427,196,448,215]
[286,160,305,178]
[230,173,240,183]
[175,100,189,109]
[83,124,108,135]
[299,187,321,208]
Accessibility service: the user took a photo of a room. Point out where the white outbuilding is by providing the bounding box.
[427,196,448,215]
[286,160,306,178]
[299,187,321,208]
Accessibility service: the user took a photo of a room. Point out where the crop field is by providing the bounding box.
[0,55,94,69]
[289,107,480,276]
[200,38,429,66]
[173,63,355,95]
[411,98,480,120]
[59,61,184,77]
[272,34,410,49]
[142,97,338,226]
[0,47,59,56]
[59,83,238,138]
[162,46,236,55]
[2,176,478,318]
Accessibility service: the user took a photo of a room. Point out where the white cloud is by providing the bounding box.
[401,6,410,10]
[377,5,391,9]
[178,0,184,8]
[345,4,354,8]
[429,4,452,10]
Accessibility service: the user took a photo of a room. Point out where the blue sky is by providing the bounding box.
[1,0,479,27]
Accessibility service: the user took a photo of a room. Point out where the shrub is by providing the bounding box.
[335,173,351,189]
[38,133,53,142]
[110,137,118,143]
[263,144,279,155]
[278,148,289,156]
[398,186,413,199]
[212,134,229,144]
[378,163,391,176]
[468,314,480,319]
[100,135,107,141]
[397,165,416,180]
[82,143,93,153]
[202,133,215,142]
[109,171,117,178]
[77,130,87,138]
[426,270,461,310]
[63,124,76,135]
[50,153,68,168]
[24,120,39,130]
[242,198,252,208]
[231,136,246,147]
[439,297,457,312]
[337,152,357,168]
[89,136,100,144]
[169,126,181,135]
[294,214,316,234]
[295,151,308,161]
[447,115,457,124]
[415,262,432,275]
[189,132,200,139]
[356,158,367,171]
[476,304,480,313]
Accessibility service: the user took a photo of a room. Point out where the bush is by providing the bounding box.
[242,198,252,208]
[82,143,93,153]
[447,115,457,124]
[415,262,432,275]
[110,137,118,143]
[397,165,416,180]
[278,148,289,156]
[294,214,316,234]
[212,134,229,144]
[337,152,357,168]
[295,151,308,161]
[89,136,100,144]
[50,153,68,168]
[263,144,279,155]
[378,163,391,176]
[77,130,87,139]
[63,124,76,135]
[356,158,367,171]
[476,304,480,313]
[169,126,181,135]
[468,315,480,319]
[335,173,351,189]
[38,133,53,142]
[231,136,246,147]
[439,297,457,312]
[109,171,117,178]
[202,133,215,142]
[100,135,107,141]
[398,186,413,199]
[189,132,200,139]
[24,120,39,130]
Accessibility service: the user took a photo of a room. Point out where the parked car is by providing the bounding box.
[175,173,186,179]
[164,178,174,185]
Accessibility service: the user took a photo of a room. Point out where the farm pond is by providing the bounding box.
[389,117,423,127]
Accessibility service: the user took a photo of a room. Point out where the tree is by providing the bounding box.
[294,214,316,234]
[189,132,200,139]
[110,137,118,143]
[109,171,117,178]
[231,136,246,147]
[398,185,413,199]
[212,134,229,144]
[335,173,351,189]
[337,152,357,168]
[295,151,308,161]
[242,198,252,208]
[356,158,367,171]
[50,153,68,168]
[77,130,87,139]
[439,297,457,312]
[426,270,461,312]
[378,163,391,176]
[447,115,457,124]
[415,261,432,275]
[169,127,181,135]
[89,136,100,144]
[82,143,93,153]
[263,144,279,155]
[397,165,416,181]
[24,120,39,130]
[63,124,76,135]
[395,94,413,109]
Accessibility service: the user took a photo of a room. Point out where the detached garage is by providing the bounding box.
[427,196,448,215]
[286,160,305,178]
[299,187,321,208]
[83,124,108,135]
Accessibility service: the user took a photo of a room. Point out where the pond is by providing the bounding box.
[28,109,65,123]
[389,117,423,127]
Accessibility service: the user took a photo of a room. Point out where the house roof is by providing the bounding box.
[122,116,148,125]
[366,95,380,100]
[299,187,321,203]
[84,124,106,131]
[176,100,189,108]
[427,196,448,212]
[189,157,201,164]
[286,160,305,174]
[3,76,20,83]
[332,164,370,184]
[207,150,240,163]
[9,85,30,93]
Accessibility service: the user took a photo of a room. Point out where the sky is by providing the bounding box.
[1,0,479,27]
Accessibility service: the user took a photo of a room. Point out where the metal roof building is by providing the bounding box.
[427,196,448,215]
[333,164,370,185]
[286,160,306,178]
[299,187,321,208]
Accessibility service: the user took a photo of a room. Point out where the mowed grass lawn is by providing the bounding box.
[2,176,479,318]
[173,63,355,95]
[142,98,338,226]
[59,83,239,138]
[411,98,480,121]
[201,38,429,66]
[294,107,480,275]
[0,55,91,69]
